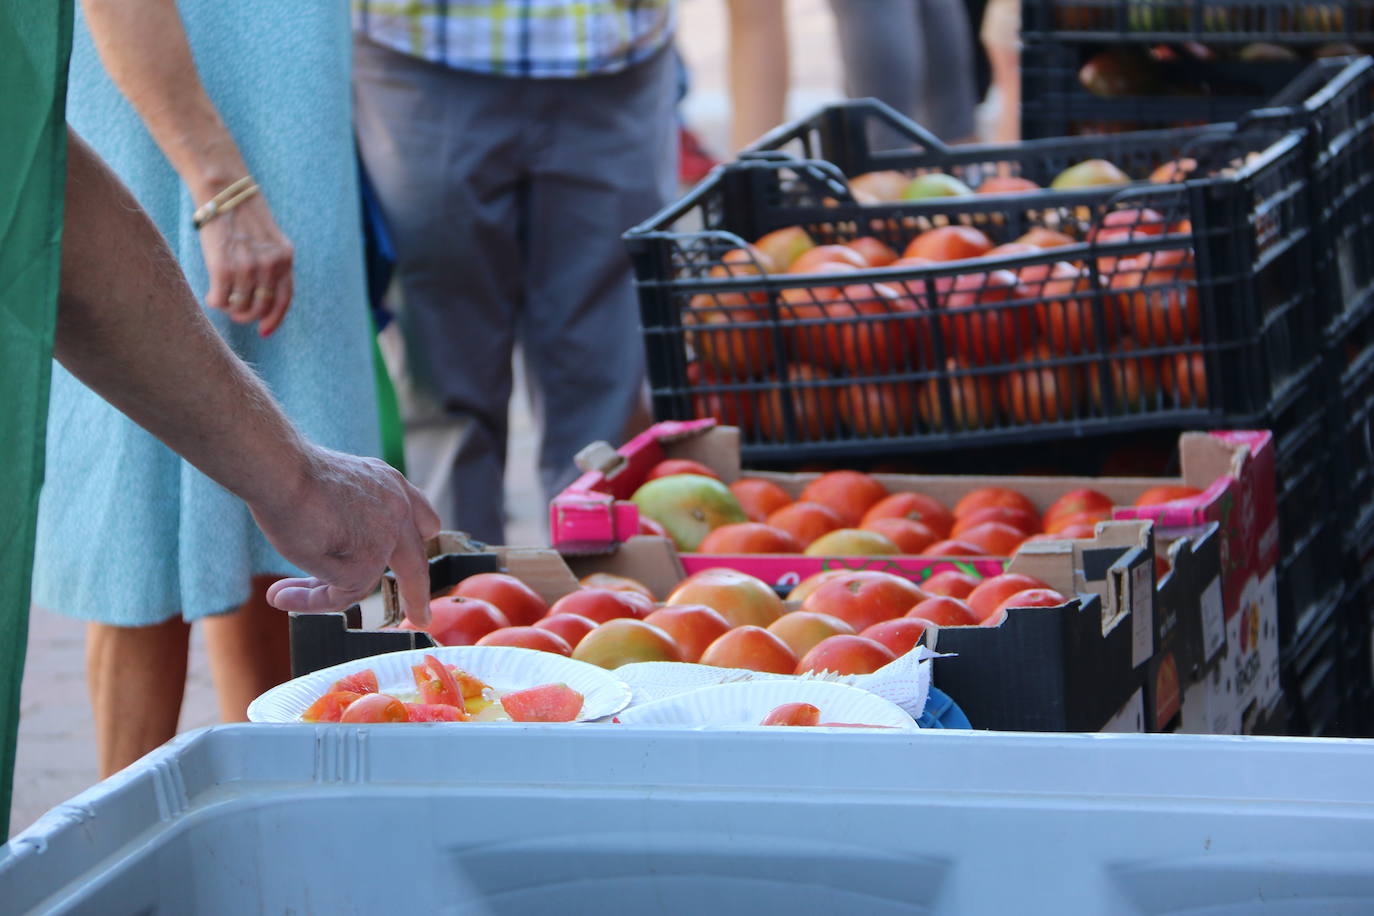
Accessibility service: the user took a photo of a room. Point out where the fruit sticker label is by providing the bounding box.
[1130,560,1153,669]
[1200,576,1226,664]
[1228,571,1280,716]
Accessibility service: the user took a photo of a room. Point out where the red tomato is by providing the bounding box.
[302,690,362,723]
[409,595,510,646]
[938,269,1034,366]
[760,702,823,726]
[645,459,721,481]
[339,693,408,724]
[903,226,994,262]
[447,573,549,627]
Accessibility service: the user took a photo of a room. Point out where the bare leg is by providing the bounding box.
[86,617,190,778]
[987,44,1020,143]
[202,574,292,722]
[726,0,789,152]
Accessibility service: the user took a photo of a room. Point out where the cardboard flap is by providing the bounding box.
[425,531,487,559]
[1180,431,1250,488]
[564,536,688,601]
[574,440,625,477]
[663,425,743,482]
[491,546,585,604]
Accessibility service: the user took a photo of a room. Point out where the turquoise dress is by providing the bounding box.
[32,1,381,625]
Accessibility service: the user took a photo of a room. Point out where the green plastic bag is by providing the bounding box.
[370,319,406,476]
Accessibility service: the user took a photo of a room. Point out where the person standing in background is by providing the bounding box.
[31,0,383,778]
[828,0,980,144]
[725,0,791,152]
[353,1,679,545]
[980,0,1022,142]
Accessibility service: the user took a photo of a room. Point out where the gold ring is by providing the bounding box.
[227,291,247,306]
[253,287,273,301]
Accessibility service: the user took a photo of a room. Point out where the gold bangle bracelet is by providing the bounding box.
[193,176,258,230]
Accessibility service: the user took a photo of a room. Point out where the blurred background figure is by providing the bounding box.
[675,47,721,186]
[353,1,678,547]
[828,0,979,144]
[725,0,791,152]
[980,0,1022,142]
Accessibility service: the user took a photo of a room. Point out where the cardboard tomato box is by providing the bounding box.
[551,422,1278,718]
[920,519,1156,733]
[375,528,1152,733]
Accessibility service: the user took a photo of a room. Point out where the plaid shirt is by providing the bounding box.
[353,1,676,78]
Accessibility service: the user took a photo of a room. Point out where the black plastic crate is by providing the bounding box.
[1022,0,1374,45]
[627,118,1318,464]
[1021,41,1293,139]
[1284,595,1344,735]
[1266,57,1374,334]
[1333,336,1374,554]
[1277,520,1347,647]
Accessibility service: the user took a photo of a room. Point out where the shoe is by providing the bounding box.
[678,125,719,186]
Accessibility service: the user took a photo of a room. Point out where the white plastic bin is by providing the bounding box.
[4,725,1374,914]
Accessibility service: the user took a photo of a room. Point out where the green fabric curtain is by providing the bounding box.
[0,2,72,836]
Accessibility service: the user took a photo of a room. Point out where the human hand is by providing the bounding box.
[200,193,294,337]
[253,446,442,627]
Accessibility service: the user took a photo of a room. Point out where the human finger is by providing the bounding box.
[266,577,367,614]
[388,522,433,628]
[245,235,292,323]
[225,253,259,323]
[258,267,293,338]
[205,257,233,313]
[402,478,442,540]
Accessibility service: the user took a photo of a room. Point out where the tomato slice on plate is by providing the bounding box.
[449,666,490,700]
[330,669,378,695]
[499,683,584,722]
[404,703,468,722]
[302,690,362,723]
[418,654,467,711]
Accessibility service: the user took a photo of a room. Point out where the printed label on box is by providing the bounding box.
[1180,655,1241,736]
[1226,571,1280,721]
[1200,576,1226,663]
[1131,561,1153,669]
[1102,688,1145,733]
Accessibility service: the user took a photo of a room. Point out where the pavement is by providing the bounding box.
[9,0,973,836]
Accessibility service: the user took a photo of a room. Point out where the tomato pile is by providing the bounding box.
[391,556,1071,679]
[683,158,1212,439]
[629,459,1201,560]
[301,654,584,724]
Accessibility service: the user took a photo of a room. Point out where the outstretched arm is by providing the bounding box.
[55,129,437,625]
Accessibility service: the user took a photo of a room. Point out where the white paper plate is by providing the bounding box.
[613,679,917,729]
[247,646,632,723]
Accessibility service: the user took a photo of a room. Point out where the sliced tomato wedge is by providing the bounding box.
[422,654,467,712]
[404,703,468,722]
[411,665,445,704]
[330,669,378,695]
[448,665,490,699]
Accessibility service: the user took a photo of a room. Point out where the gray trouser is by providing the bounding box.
[354,40,676,543]
[828,0,978,143]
